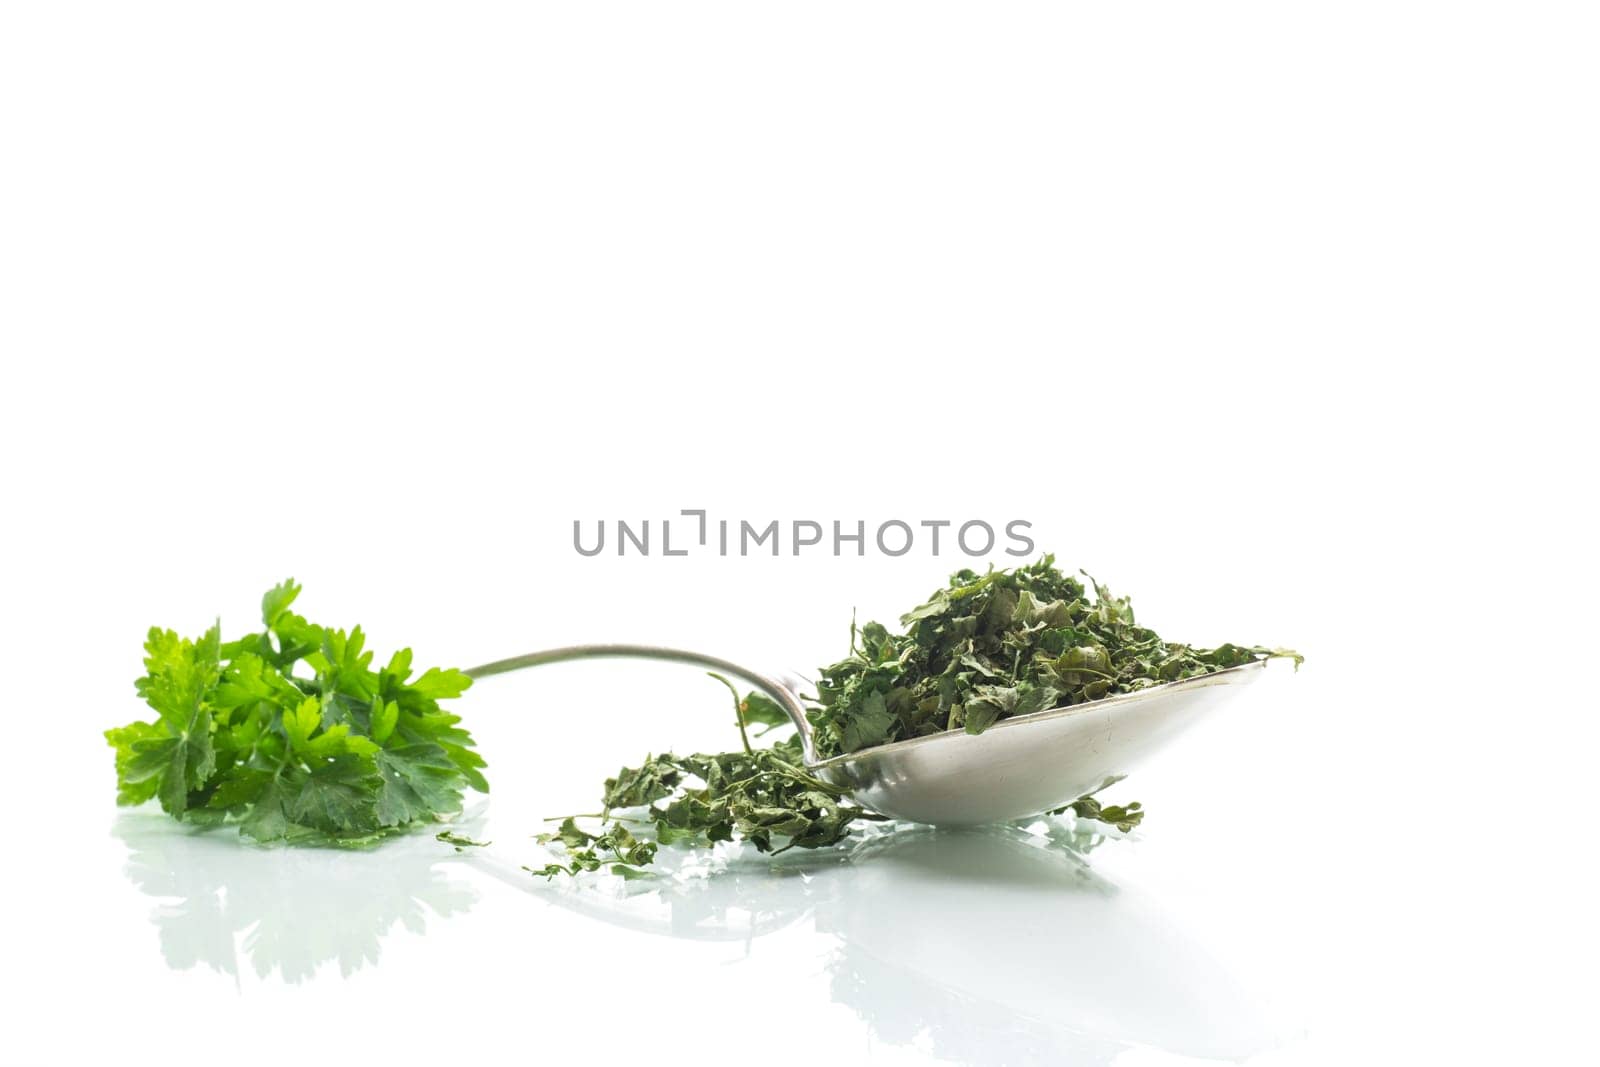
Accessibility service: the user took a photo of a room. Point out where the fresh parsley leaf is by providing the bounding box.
[375,744,467,827]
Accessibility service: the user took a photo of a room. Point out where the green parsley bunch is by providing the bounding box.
[105,580,486,845]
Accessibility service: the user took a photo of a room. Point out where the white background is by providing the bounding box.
[2,3,1595,1064]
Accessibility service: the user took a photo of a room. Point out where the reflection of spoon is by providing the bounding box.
[826,829,1282,1063]
[466,645,1268,826]
[112,811,480,983]
[485,825,1288,1063]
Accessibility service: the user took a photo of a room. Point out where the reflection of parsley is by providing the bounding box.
[105,580,486,846]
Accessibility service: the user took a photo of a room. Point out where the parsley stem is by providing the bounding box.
[709,671,754,756]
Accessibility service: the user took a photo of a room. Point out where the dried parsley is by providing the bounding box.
[534,557,1297,876]
[810,554,1302,757]
[530,676,886,879]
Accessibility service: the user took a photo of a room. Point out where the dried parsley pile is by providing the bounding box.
[809,554,1302,757]
[533,557,1298,878]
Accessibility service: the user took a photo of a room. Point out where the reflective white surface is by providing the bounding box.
[104,805,1296,1065]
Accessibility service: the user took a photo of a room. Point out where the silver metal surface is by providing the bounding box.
[465,645,1266,827]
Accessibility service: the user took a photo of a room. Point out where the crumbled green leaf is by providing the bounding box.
[529,817,662,878]
[436,831,491,851]
[106,580,485,846]
[537,683,887,880]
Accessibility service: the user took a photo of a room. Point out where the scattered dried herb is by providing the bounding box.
[1049,779,1147,834]
[105,580,487,845]
[532,676,887,879]
[437,831,492,851]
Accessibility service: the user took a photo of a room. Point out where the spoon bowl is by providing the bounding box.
[809,660,1265,824]
[465,645,1267,827]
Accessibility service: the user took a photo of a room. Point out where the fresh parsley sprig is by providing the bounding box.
[105,580,486,845]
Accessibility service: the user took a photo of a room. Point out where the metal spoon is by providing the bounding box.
[465,644,1268,827]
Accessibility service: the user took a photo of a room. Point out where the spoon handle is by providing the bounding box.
[463,644,817,763]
